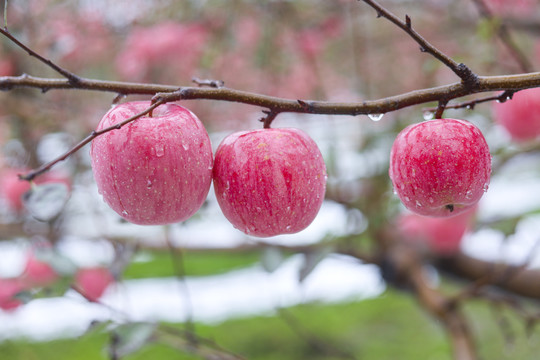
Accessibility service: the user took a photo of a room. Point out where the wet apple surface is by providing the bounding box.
[389,118,491,217]
[91,101,213,225]
[213,128,327,237]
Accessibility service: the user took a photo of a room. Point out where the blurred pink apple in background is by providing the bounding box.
[115,22,209,81]
[22,250,59,287]
[74,267,114,303]
[397,207,477,255]
[484,0,536,16]
[0,278,25,311]
[492,88,540,142]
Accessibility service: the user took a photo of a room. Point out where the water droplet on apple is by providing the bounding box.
[286,225,292,231]
[122,210,129,216]
[415,200,422,208]
[404,196,410,202]
[423,111,434,120]
[428,197,434,204]
[182,142,189,151]
[146,179,153,189]
[155,144,164,157]
[368,113,384,121]
[465,190,473,199]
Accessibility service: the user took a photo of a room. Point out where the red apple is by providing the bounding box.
[213,128,326,237]
[22,251,59,287]
[90,101,213,225]
[389,119,491,217]
[492,88,540,142]
[0,278,25,311]
[74,267,114,302]
[397,207,477,255]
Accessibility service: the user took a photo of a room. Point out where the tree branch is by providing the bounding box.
[438,251,540,300]
[3,72,540,119]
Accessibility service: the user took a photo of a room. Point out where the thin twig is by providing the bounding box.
[360,0,479,87]
[423,90,514,113]
[19,99,166,181]
[0,28,81,83]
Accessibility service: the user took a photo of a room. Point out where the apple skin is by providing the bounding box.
[397,206,476,255]
[0,278,25,311]
[389,119,491,218]
[90,101,213,225]
[492,88,540,142]
[74,267,114,302]
[213,128,326,237]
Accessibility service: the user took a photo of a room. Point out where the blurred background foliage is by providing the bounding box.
[1,0,540,359]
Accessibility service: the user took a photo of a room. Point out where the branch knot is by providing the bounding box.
[456,63,479,89]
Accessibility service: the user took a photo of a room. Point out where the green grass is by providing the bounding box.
[0,291,451,360]
[3,289,540,359]
[196,293,452,360]
[123,249,262,279]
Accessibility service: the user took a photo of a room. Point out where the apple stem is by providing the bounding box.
[261,109,278,129]
[434,100,448,119]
